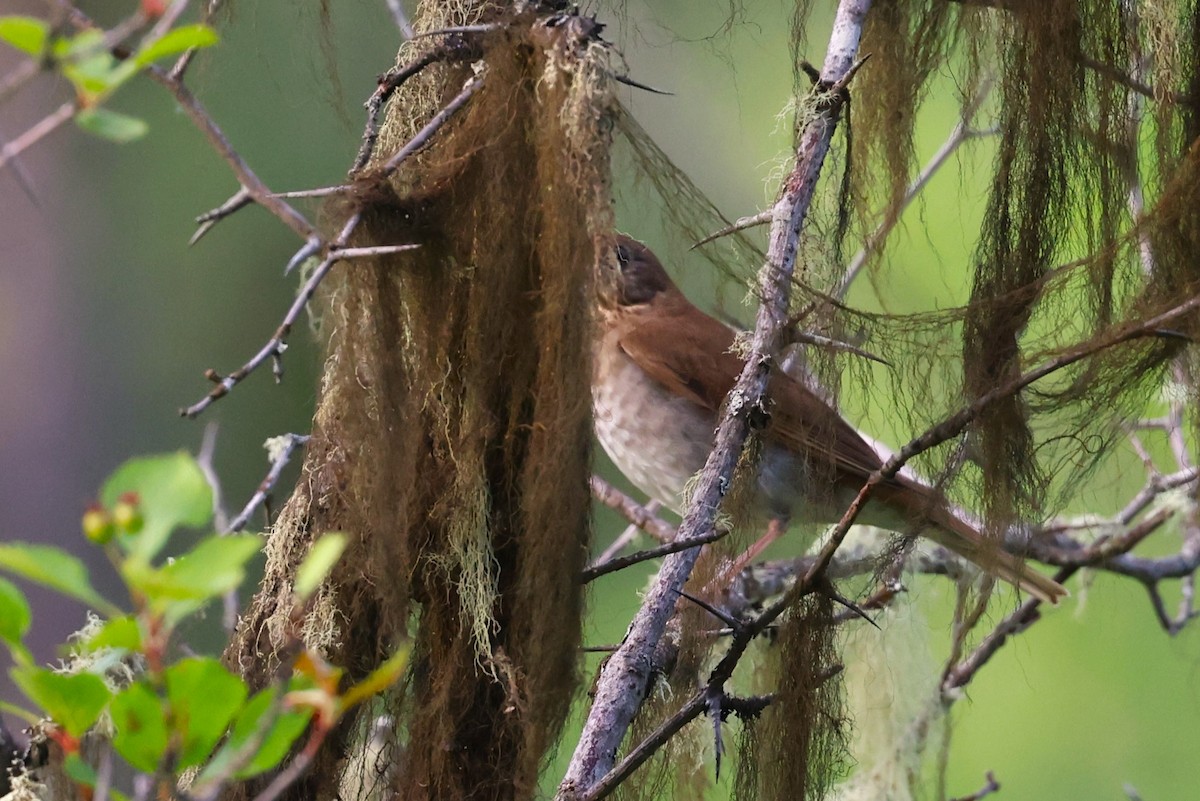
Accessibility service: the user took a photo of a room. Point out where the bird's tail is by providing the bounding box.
[877,481,1068,605]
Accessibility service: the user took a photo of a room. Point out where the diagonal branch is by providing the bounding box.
[555,2,874,796]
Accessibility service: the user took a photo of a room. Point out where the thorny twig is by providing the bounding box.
[181,67,483,415]
[181,217,402,417]
[146,65,318,243]
[581,530,727,583]
[352,44,462,173]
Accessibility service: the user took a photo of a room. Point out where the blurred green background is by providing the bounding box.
[1,1,1196,798]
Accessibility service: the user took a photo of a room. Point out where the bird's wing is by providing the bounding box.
[615,303,745,411]
[615,301,886,481]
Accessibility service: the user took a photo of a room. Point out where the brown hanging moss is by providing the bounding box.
[737,594,846,801]
[960,0,1128,533]
[850,0,952,267]
[223,3,617,801]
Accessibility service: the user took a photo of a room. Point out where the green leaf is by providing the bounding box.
[76,105,148,142]
[166,658,248,769]
[0,16,48,56]
[294,533,347,602]
[133,24,218,67]
[102,452,213,560]
[0,699,42,726]
[128,534,261,608]
[340,647,408,710]
[76,108,148,143]
[196,683,313,784]
[0,543,119,616]
[110,682,168,773]
[0,576,30,645]
[84,616,142,653]
[63,753,96,786]
[54,28,103,59]
[63,755,132,801]
[11,667,111,737]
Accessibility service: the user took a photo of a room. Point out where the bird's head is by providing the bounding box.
[600,235,678,312]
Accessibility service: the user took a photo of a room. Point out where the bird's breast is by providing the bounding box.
[592,331,842,524]
[593,335,716,514]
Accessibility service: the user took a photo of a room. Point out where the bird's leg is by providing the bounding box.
[717,516,790,588]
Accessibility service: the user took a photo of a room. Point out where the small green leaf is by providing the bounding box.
[55,28,103,59]
[129,534,261,607]
[75,107,148,144]
[133,24,219,67]
[196,683,313,785]
[166,658,248,769]
[63,753,96,786]
[340,647,408,711]
[0,543,119,616]
[102,452,213,559]
[63,755,132,801]
[0,577,31,645]
[11,667,111,737]
[0,16,48,56]
[0,699,42,726]
[110,682,168,773]
[294,533,347,602]
[84,616,143,653]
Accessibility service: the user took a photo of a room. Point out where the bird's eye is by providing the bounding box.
[615,244,631,270]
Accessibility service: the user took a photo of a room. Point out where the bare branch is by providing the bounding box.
[592,499,664,566]
[558,3,873,795]
[227,433,311,533]
[379,71,484,173]
[581,530,727,583]
[834,77,995,299]
[191,187,253,246]
[589,476,677,544]
[180,214,366,418]
[384,0,415,39]
[0,102,75,173]
[942,569,1071,691]
[692,210,772,249]
[950,772,1001,801]
[145,66,317,242]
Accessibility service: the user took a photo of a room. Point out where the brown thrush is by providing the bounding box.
[593,234,1065,604]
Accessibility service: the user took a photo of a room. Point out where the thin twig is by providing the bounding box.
[581,530,726,583]
[950,772,1001,801]
[592,500,663,566]
[0,101,75,172]
[380,72,484,173]
[246,725,328,801]
[942,569,1073,691]
[351,47,448,173]
[0,59,41,105]
[384,0,415,39]
[693,210,772,249]
[589,476,677,543]
[191,188,252,246]
[330,243,422,259]
[1080,53,1188,105]
[834,77,995,299]
[227,434,311,532]
[146,66,317,242]
[180,214,362,418]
